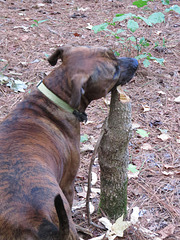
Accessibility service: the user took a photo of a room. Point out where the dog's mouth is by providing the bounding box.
[115,57,138,86]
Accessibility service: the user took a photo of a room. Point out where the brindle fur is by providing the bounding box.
[0,46,138,239]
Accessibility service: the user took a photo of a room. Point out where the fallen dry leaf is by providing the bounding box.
[158,133,171,141]
[157,90,166,95]
[130,207,139,224]
[88,234,106,240]
[110,218,131,239]
[141,143,152,150]
[98,208,139,240]
[141,104,150,112]
[174,96,180,103]
[86,23,93,30]
[162,171,174,176]
[91,172,98,185]
[163,164,176,169]
[132,122,141,129]
[128,171,139,179]
[99,217,112,230]
[80,144,94,153]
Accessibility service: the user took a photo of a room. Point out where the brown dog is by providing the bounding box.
[0,46,138,240]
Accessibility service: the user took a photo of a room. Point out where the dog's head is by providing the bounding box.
[48,46,138,112]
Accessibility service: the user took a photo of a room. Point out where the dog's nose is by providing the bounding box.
[116,57,138,86]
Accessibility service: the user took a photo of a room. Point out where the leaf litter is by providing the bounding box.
[0,0,179,239]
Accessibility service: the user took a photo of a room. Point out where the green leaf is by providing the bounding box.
[149,57,164,65]
[6,79,27,92]
[139,37,150,47]
[127,20,139,32]
[92,23,109,33]
[158,128,168,134]
[38,19,49,24]
[135,15,152,26]
[127,36,136,42]
[80,134,89,143]
[34,19,38,23]
[114,51,120,57]
[154,41,159,47]
[128,164,139,173]
[143,59,150,67]
[31,23,38,27]
[116,29,125,34]
[113,13,135,23]
[44,52,49,58]
[133,0,148,8]
[165,5,180,14]
[136,129,149,137]
[161,0,169,5]
[148,12,165,24]
[135,53,148,60]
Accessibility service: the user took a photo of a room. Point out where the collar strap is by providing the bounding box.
[37,81,87,122]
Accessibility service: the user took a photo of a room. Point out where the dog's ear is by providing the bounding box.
[48,46,71,66]
[69,73,89,109]
[48,48,64,66]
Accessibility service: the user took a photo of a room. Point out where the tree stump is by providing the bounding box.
[98,86,132,220]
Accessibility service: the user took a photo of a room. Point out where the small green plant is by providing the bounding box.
[80,134,89,143]
[31,19,49,27]
[91,0,179,67]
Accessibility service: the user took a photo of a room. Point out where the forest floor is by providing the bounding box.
[0,0,179,239]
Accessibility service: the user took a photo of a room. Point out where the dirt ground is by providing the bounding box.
[0,0,179,239]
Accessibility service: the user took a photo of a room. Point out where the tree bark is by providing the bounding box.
[98,87,132,220]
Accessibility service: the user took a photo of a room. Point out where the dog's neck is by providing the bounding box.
[40,67,88,122]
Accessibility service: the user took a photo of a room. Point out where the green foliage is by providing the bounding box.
[92,23,109,33]
[161,0,169,5]
[165,5,180,14]
[128,164,138,173]
[31,19,49,27]
[91,1,172,67]
[80,134,89,143]
[136,129,149,138]
[127,19,139,32]
[148,12,165,24]
[133,0,148,8]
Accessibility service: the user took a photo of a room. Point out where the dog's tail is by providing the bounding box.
[38,194,72,240]
[54,194,70,239]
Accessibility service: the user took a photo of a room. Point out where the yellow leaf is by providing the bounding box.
[110,215,131,237]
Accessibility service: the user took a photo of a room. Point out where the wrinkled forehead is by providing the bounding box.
[63,46,117,62]
[61,46,117,77]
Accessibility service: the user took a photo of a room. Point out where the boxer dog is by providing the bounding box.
[0,46,138,239]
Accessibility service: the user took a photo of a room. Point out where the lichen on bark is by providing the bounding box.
[98,87,132,220]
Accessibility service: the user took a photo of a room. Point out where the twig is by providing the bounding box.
[86,122,107,226]
[76,224,93,237]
